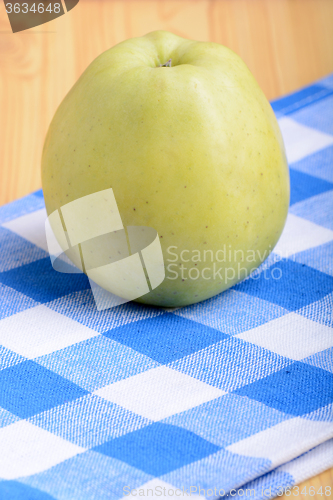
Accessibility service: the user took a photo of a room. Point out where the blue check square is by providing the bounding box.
[233,362,333,416]
[0,257,90,304]
[289,169,333,206]
[0,360,88,418]
[94,422,220,476]
[103,313,229,363]
[234,260,333,311]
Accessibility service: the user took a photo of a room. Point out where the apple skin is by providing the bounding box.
[42,30,289,307]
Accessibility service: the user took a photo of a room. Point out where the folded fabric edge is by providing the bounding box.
[222,438,333,499]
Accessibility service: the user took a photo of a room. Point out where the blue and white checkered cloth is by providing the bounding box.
[0,75,333,500]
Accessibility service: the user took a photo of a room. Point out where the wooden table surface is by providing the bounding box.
[0,0,332,497]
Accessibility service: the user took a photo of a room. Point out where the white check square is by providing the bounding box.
[95,366,224,421]
[0,420,84,479]
[236,313,333,360]
[273,213,333,257]
[2,208,48,251]
[278,117,333,164]
[0,305,98,359]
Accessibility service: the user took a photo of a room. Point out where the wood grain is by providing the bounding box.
[0,0,333,206]
[0,1,332,493]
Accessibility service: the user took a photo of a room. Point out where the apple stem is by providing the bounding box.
[159,59,172,67]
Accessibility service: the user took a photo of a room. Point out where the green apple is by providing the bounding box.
[42,30,289,307]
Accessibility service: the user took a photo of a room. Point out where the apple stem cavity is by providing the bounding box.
[159,59,172,67]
